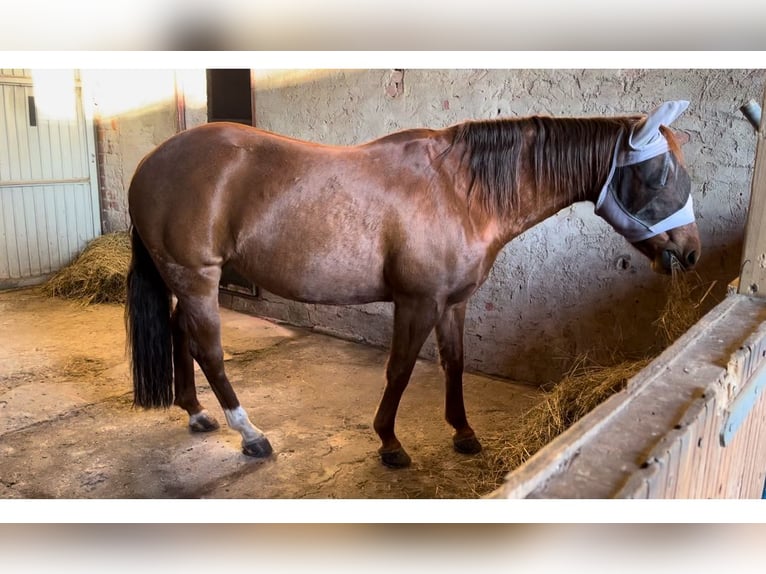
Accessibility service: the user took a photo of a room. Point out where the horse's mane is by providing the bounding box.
[449,115,637,216]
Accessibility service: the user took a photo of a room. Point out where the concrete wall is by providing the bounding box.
[82,70,180,232]
[91,68,766,384]
[239,69,765,384]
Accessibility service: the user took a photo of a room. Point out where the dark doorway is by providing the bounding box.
[206,69,253,125]
[208,69,258,296]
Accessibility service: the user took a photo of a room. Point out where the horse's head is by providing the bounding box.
[596,100,701,274]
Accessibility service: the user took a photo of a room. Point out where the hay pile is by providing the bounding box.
[484,355,651,480]
[479,269,717,494]
[655,266,716,344]
[42,231,131,304]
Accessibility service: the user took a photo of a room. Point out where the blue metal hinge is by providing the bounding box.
[720,364,766,447]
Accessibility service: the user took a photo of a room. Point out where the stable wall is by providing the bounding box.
[242,69,765,384]
[81,70,181,233]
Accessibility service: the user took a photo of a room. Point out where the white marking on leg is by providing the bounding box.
[224,406,265,444]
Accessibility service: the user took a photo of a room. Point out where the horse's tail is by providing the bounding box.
[126,227,174,408]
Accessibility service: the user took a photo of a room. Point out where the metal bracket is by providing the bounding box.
[720,363,766,446]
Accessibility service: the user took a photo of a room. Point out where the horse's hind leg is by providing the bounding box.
[435,302,481,455]
[171,304,220,432]
[174,267,272,458]
[373,296,440,468]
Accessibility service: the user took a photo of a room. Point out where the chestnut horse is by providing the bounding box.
[127,101,700,468]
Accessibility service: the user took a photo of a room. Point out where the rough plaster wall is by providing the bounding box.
[86,71,179,233]
[240,69,765,384]
[95,116,128,233]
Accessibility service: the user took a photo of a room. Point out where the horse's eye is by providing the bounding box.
[644,155,671,190]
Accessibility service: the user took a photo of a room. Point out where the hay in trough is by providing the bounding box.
[478,355,650,491]
[42,231,131,305]
[477,267,717,495]
[655,265,716,346]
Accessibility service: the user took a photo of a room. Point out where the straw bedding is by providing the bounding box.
[42,232,132,305]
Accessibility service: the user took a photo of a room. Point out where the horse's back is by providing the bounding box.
[128,124,320,262]
[127,122,483,305]
[128,123,397,301]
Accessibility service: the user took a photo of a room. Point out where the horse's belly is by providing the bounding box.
[235,248,391,306]
[255,274,391,305]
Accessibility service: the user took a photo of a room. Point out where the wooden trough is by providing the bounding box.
[490,291,766,498]
[491,90,766,499]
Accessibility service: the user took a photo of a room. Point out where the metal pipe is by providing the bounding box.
[740,99,762,130]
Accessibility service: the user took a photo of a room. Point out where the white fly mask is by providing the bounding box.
[595,100,695,243]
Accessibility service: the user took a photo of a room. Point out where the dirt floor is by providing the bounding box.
[0,288,542,499]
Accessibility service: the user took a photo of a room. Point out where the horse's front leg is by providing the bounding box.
[435,302,482,454]
[373,296,440,468]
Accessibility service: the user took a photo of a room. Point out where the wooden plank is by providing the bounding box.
[705,405,726,497]
[733,401,757,497]
[733,411,755,497]
[657,427,682,498]
[690,401,720,498]
[739,86,766,296]
[736,394,766,497]
[613,392,709,498]
[753,399,766,497]
[683,406,709,497]
[671,429,697,498]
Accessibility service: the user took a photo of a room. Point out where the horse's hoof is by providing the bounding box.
[242,436,273,458]
[453,435,482,455]
[189,411,220,433]
[380,448,412,468]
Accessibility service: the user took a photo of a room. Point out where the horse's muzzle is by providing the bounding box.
[661,248,698,273]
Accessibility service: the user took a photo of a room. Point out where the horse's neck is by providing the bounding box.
[496,164,597,243]
[448,116,625,247]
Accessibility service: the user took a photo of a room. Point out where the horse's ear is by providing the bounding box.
[673,130,691,146]
[660,126,691,146]
[631,100,690,149]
